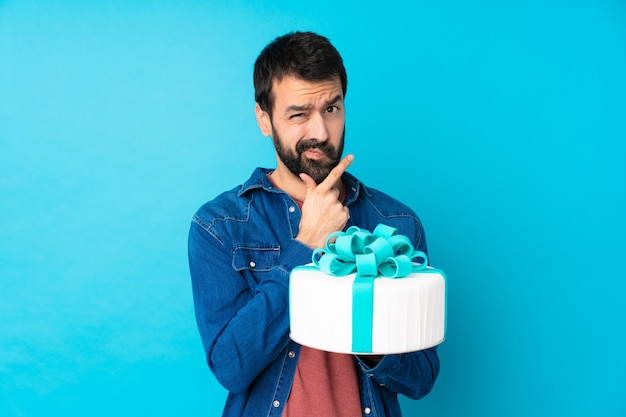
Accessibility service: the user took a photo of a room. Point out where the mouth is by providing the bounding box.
[302,148,328,160]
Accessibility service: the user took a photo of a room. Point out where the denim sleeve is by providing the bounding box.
[188,220,312,393]
[356,347,440,400]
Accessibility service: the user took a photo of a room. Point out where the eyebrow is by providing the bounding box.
[284,94,343,114]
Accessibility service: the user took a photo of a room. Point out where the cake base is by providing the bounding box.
[289,264,446,355]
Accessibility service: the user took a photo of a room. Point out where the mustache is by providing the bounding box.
[296,139,333,154]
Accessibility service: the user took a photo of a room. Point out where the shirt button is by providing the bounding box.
[352,186,357,192]
[288,351,296,358]
[364,407,371,415]
[273,400,280,408]
[288,206,295,213]
[249,261,256,268]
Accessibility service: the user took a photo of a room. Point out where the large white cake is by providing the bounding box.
[289,264,446,355]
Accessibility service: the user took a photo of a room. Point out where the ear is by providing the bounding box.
[255,103,272,137]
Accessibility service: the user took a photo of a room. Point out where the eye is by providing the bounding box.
[326,105,340,113]
[289,113,304,119]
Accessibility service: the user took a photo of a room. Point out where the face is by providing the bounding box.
[256,76,345,184]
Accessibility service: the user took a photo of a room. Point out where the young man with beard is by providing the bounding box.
[188,31,439,416]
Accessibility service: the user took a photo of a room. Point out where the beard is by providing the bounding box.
[272,126,345,184]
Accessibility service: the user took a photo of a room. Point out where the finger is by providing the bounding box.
[325,186,340,201]
[318,154,354,191]
[299,172,317,190]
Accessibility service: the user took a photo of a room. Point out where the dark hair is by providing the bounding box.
[254,31,348,117]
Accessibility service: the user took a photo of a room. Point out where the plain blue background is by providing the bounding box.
[1,1,625,416]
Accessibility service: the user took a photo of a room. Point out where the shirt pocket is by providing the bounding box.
[232,246,281,272]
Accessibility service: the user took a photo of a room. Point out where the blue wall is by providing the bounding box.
[1,1,624,416]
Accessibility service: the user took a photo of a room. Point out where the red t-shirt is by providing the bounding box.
[282,346,361,416]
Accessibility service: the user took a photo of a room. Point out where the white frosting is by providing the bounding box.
[289,265,446,354]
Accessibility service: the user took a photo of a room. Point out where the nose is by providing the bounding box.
[306,112,329,142]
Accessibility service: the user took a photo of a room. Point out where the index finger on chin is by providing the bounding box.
[319,154,354,191]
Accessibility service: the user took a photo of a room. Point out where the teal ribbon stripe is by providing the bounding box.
[311,224,430,353]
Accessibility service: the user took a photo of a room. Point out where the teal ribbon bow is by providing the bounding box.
[312,224,428,353]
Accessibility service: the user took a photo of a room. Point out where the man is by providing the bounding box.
[188,31,439,416]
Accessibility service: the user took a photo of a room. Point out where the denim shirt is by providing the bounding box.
[188,168,440,417]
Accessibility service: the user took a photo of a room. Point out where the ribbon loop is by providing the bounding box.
[355,253,378,277]
[312,225,428,278]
